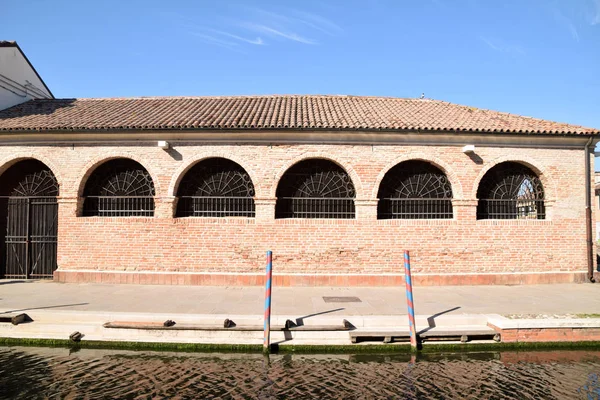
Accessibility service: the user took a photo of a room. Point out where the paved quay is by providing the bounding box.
[0,281,598,347]
[1,280,599,316]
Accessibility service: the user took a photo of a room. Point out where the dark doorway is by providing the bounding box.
[0,160,59,279]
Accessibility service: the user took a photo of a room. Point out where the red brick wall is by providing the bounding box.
[0,140,593,285]
[490,326,600,343]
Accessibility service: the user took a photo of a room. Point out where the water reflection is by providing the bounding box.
[0,346,598,399]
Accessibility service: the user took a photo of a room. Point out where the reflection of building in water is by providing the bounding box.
[0,347,599,399]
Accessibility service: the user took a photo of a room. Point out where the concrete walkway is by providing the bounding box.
[0,281,598,346]
[0,280,598,317]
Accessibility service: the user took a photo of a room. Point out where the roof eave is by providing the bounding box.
[0,126,598,136]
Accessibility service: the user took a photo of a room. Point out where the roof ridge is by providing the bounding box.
[65,94,427,101]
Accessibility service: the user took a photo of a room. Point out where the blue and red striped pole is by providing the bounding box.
[263,250,273,353]
[404,250,418,349]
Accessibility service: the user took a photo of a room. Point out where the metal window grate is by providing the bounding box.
[378,198,453,219]
[176,158,255,218]
[477,162,545,220]
[477,199,545,220]
[177,197,255,217]
[83,196,155,217]
[276,197,355,219]
[83,159,156,217]
[276,159,356,219]
[377,160,453,219]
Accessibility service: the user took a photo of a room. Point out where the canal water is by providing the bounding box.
[0,346,598,399]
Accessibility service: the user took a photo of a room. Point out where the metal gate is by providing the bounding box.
[3,197,58,279]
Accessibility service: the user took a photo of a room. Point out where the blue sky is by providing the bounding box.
[2,0,599,131]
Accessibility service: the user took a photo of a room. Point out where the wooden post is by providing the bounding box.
[263,250,273,353]
[404,250,418,350]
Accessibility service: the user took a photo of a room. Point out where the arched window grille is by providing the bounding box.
[176,158,255,217]
[476,162,545,220]
[82,159,155,217]
[377,160,453,219]
[275,159,355,219]
[3,169,59,197]
[0,159,59,279]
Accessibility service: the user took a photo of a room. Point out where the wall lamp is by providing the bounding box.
[158,140,170,150]
[462,145,475,154]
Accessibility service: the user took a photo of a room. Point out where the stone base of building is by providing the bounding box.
[53,270,591,286]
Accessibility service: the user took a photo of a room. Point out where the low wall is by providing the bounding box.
[54,270,589,286]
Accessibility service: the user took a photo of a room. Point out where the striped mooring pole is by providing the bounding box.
[404,250,418,349]
[263,250,273,353]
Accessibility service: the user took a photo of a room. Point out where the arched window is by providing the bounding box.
[82,158,155,217]
[275,159,355,219]
[477,162,545,220]
[176,158,255,217]
[377,160,453,219]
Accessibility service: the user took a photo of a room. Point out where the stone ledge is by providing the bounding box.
[488,315,600,330]
[54,270,590,286]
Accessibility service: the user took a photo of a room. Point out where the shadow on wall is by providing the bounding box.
[467,152,483,165]
[165,147,182,161]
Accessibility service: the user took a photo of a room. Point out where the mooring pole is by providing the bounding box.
[404,250,418,350]
[263,250,273,353]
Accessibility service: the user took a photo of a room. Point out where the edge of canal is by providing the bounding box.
[1,337,599,354]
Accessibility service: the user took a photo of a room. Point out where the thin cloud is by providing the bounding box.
[189,32,238,47]
[206,28,264,45]
[242,23,317,45]
[592,0,600,25]
[480,36,501,51]
[479,36,525,55]
[552,7,580,41]
[290,9,343,35]
[241,7,340,42]
[188,32,247,54]
[163,7,334,48]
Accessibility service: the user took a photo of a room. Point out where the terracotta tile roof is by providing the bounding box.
[0,95,597,135]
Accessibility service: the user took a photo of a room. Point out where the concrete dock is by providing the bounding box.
[0,281,599,347]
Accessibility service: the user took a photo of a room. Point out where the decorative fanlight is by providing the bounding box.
[377,160,453,219]
[176,158,255,218]
[378,161,452,199]
[275,159,355,219]
[178,158,255,198]
[84,159,155,196]
[9,170,59,197]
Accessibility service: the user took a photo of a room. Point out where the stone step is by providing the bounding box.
[0,309,490,328]
[350,326,498,343]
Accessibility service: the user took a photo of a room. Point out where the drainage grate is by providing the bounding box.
[322,296,362,303]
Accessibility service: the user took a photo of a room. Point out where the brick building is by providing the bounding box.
[0,95,598,286]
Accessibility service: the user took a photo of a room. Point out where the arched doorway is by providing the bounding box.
[0,159,59,279]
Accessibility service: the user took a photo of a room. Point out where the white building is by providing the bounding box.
[0,41,53,110]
